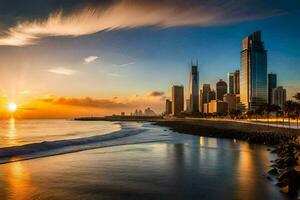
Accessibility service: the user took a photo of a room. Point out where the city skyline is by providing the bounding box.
[0,0,299,118]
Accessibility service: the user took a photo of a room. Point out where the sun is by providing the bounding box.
[8,103,17,112]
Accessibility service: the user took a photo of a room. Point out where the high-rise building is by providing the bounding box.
[165,99,172,115]
[172,85,184,115]
[200,84,211,112]
[188,63,199,113]
[223,93,238,112]
[240,31,268,111]
[186,99,190,112]
[208,90,216,102]
[272,86,286,108]
[216,79,227,101]
[268,73,277,105]
[228,72,234,94]
[208,100,228,114]
[233,70,240,94]
[229,70,240,95]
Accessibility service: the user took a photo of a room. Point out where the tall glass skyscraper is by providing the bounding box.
[268,73,277,105]
[188,63,199,112]
[240,31,267,111]
[228,72,234,94]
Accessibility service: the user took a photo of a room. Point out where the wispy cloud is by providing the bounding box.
[0,0,285,46]
[19,90,31,95]
[114,62,135,67]
[84,56,98,63]
[47,67,77,75]
[108,73,122,77]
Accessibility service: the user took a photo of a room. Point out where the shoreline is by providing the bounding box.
[76,117,300,145]
[76,117,300,195]
[153,118,300,146]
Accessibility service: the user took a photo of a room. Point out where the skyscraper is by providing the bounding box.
[165,99,172,115]
[200,84,211,112]
[208,90,216,102]
[216,79,227,101]
[233,70,240,94]
[229,70,240,95]
[272,86,286,108]
[188,63,199,113]
[228,72,234,94]
[268,73,277,105]
[172,85,184,115]
[240,31,267,111]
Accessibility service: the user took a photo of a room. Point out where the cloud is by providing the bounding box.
[108,73,122,77]
[19,90,31,95]
[148,91,165,97]
[47,67,77,75]
[84,56,98,63]
[114,62,135,67]
[0,0,286,46]
[40,96,126,108]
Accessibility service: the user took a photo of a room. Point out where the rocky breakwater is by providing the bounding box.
[268,138,300,196]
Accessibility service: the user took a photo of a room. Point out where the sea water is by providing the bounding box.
[0,119,288,199]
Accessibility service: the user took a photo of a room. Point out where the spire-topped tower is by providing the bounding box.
[188,61,199,113]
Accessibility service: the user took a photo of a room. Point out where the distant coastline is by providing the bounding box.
[75,116,299,145]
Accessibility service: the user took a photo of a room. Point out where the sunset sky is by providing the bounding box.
[0,0,299,118]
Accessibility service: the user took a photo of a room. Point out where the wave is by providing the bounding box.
[0,122,154,164]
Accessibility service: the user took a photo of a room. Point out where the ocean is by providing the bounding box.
[0,119,287,199]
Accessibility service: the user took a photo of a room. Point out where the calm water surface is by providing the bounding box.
[0,120,291,199]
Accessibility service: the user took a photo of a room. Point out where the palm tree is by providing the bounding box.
[255,105,264,121]
[294,102,300,129]
[284,100,295,128]
[262,103,272,126]
[293,93,300,129]
[270,104,281,127]
[293,93,300,101]
[246,110,254,120]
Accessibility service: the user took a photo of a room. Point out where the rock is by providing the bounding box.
[280,185,289,193]
[294,165,300,173]
[276,180,288,187]
[266,175,272,180]
[268,168,279,175]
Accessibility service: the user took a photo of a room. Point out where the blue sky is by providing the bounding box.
[0,0,299,116]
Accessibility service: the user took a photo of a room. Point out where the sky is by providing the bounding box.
[0,0,299,118]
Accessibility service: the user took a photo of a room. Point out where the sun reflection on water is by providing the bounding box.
[7,118,17,146]
[6,161,34,200]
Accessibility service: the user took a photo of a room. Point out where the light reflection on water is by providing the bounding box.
[7,118,17,146]
[0,119,121,147]
[5,161,36,200]
[0,123,286,200]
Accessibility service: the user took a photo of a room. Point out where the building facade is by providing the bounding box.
[228,72,234,94]
[208,100,228,114]
[172,85,184,116]
[240,31,268,111]
[234,70,240,94]
[216,79,227,101]
[200,84,211,113]
[223,93,238,112]
[188,64,199,112]
[272,86,286,108]
[268,73,277,105]
[165,99,172,115]
[229,70,240,95]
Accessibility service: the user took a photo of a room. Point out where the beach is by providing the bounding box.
[0,119,287,200]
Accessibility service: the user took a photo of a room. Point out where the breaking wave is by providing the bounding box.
[0,122,166,164]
